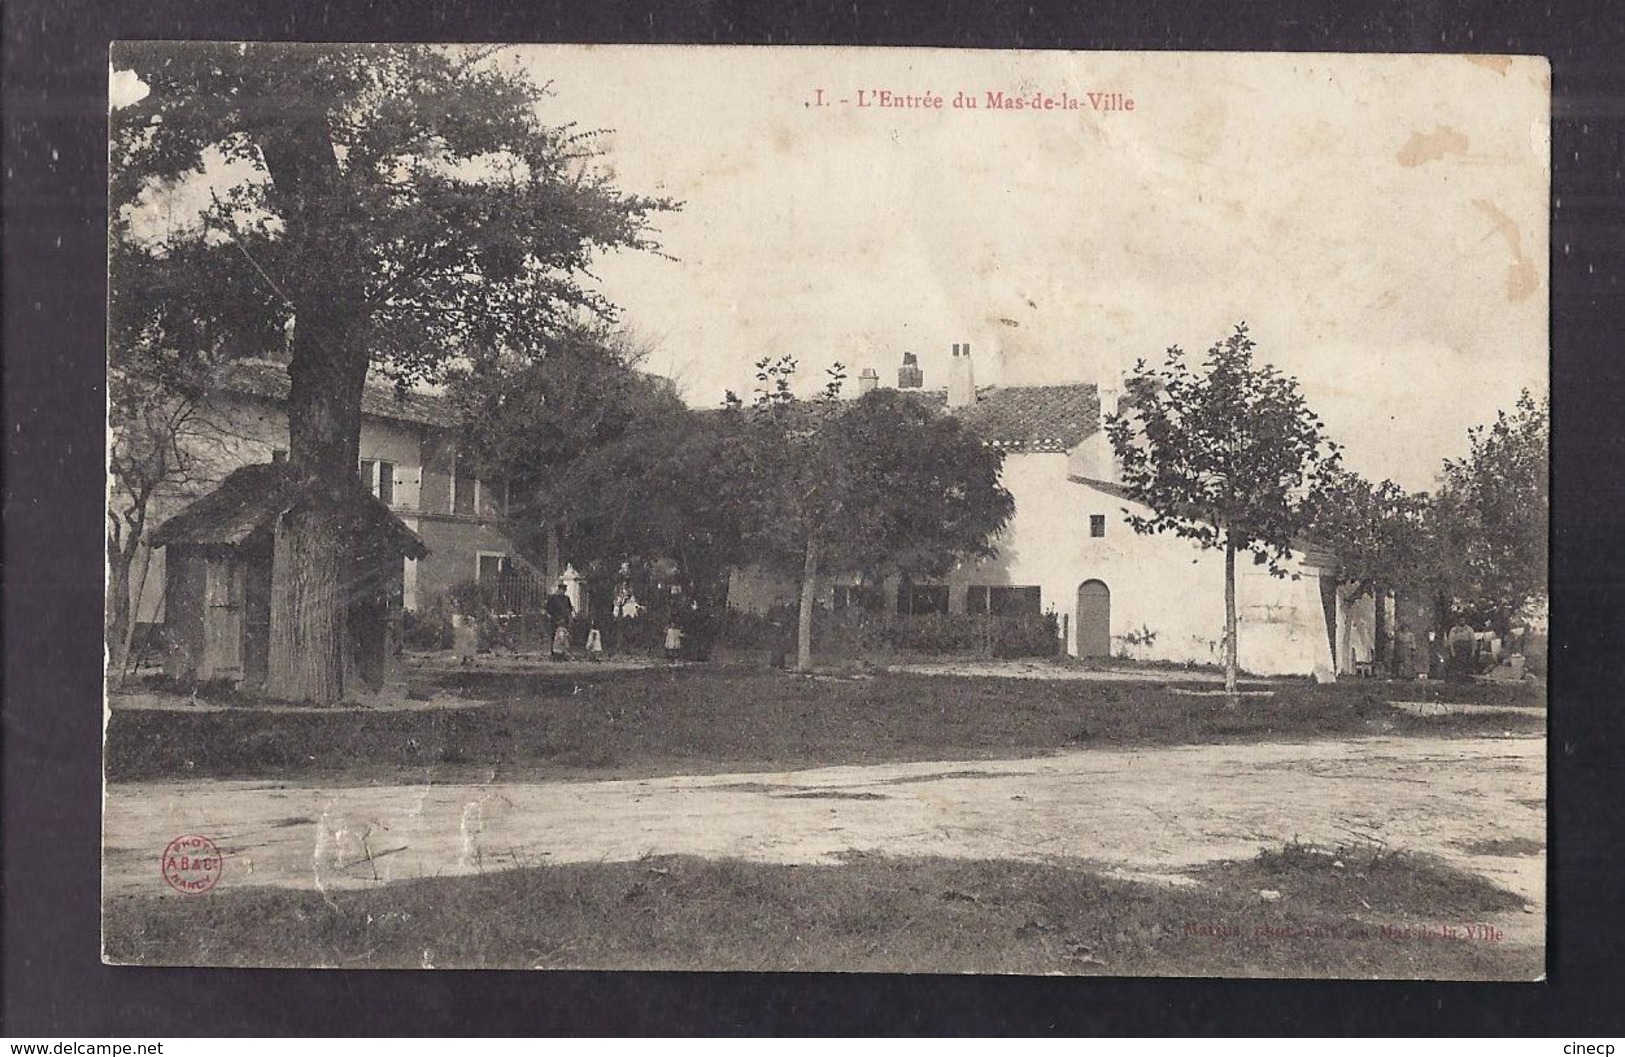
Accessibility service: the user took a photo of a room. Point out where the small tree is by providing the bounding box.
[1308,469,1430,674]
[1431,390,1549,635]
[1106,323,1340,698]
[106,224,261,679]
[741,358,1015,671]
[106,363,234,678]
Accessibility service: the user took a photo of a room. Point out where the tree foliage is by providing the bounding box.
[1106,323,1340,692]
[1431,389,1549,630]
[738,358,1015,670]
[1306,469,1431,669]
[446,325,685,525]
[538,404,756,637]
[1309,470,1430,598]
[1107,324,1341,574]
[447,326,734,633]
[111,43,674,389]
[492,355,1014,669]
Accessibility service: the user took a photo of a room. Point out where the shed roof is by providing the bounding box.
[152,463,428,558]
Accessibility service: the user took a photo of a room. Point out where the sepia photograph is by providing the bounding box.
[102,44,1549,978]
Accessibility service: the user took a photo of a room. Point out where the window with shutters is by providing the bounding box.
[359,459,397,505]
[376,461,395,505]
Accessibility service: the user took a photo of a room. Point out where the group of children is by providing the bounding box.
[544,582,685,663]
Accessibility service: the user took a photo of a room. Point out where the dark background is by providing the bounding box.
[6,0,1623,1036]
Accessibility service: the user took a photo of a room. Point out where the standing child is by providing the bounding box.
[663,621,684,662]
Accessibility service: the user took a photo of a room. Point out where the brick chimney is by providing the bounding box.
[947,341,976,408]
[898,352,923,389]
[858,367,879,394]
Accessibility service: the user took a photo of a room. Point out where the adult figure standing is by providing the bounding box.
[545,581,574,660]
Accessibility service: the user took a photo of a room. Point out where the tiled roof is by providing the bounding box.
[153,463,428,558]
[706,383,1103,453]
[900,384,1101,452]
[955,384,1100,452]
[221,359,453,427]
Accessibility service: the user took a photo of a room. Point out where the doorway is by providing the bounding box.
[1076,579,1111,658]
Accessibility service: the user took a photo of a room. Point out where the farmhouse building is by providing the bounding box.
[126,357,531,636]
[731,344,1380,677]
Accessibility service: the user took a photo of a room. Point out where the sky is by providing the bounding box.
[519,48,1549,492]
[114,47,1550,492]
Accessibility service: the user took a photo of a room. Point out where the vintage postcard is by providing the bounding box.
[104,45,1548,976]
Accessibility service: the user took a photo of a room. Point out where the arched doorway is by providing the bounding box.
[1076,579,1111,658]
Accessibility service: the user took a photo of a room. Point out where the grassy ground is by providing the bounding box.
[102,842,1537,977]
[105,665,1545,784]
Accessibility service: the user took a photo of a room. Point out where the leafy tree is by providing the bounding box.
[537,403,756,649]
[1431,390,1549,634]
[106,222,269,679]
[445,324,684,577]
[1308,469,1430,673]
[741,358,1015,671]
[1106,323,1341,697]
[111,43,672,701]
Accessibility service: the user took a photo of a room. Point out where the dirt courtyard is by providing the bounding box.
[105,732,1545,946]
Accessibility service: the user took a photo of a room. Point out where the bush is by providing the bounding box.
[412,582,547,653]
[990,612,1065,658]
[712,606,799,651]
[710,607,1062,659]
[402,597,452,651]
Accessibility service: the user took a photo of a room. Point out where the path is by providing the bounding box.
[886,660,1237,682]
[105,733,1545,942]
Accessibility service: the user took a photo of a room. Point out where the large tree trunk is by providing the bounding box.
[267,506,348,702]
[255,112,368,703]
[1223,538,1239,705]
[796,537,819,673]
[265,309,366,703]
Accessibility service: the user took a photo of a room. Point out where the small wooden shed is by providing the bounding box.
[153,464,428,691]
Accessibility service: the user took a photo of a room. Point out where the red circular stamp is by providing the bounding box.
[160,835,223,894]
